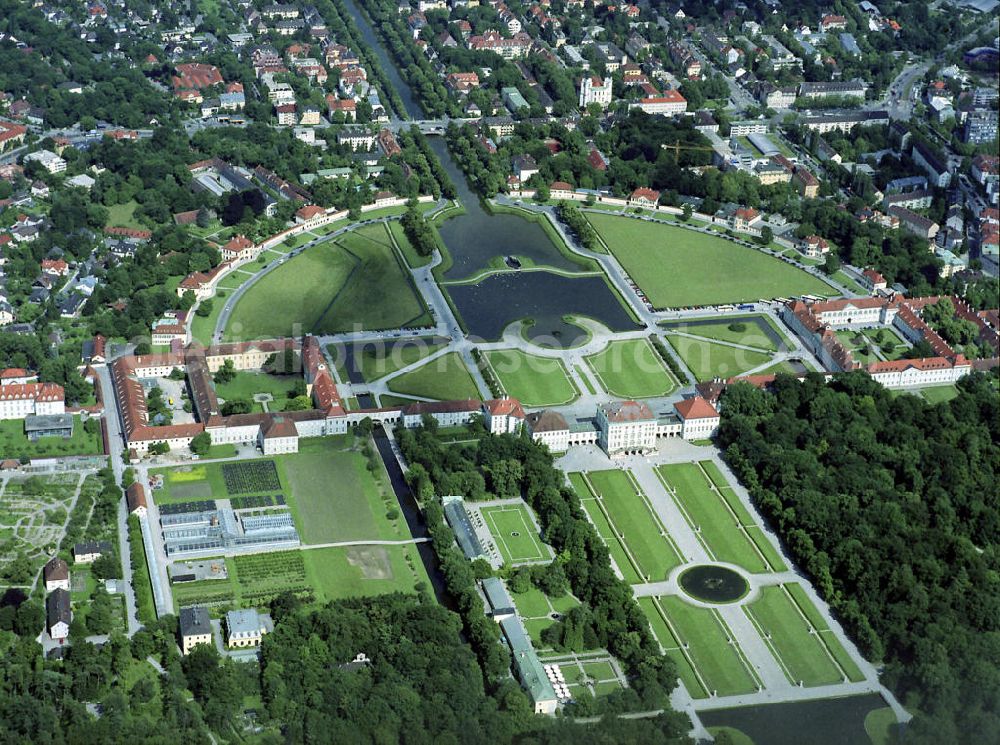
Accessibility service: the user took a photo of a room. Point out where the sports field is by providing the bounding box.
[484,349,578,407]
[572,470,682,583]
[642,595,759,697]
[584,339,677,398]
[663,315,790,352]
[665,335,773,381]
[586,213,834,307]
[743,586,849,687]
[386,351,480,400]
[224,225,430,339]
[481,503,548,564]
[657,462,783,573]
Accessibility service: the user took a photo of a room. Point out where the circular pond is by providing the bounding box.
[678,565,750,604]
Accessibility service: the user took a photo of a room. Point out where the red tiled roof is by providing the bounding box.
[485,397,525,418]
[602,400,655,422]
[674,396,718,420]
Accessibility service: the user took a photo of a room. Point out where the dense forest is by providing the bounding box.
[716,371,1000,743]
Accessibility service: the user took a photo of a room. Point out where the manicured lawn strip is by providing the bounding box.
[585,470,681,581]
[378,393,424,407]
[579,661,617,682]
[783,584,865,682]
[274,437,401,544]
[665,316,785,352]
[660,596,758,696]
[743,527,788,573]
[574,365,597,394]
[743,587,844,687]
[665,335,773,381]
[584,339,677,398]
[151,462,231,503]
[657,463,768,573]
[484,349,578,407]
[481,504,547,563]
[523,618,556,648]
[569,473,642,584]
[301,544,429,601]
[224,224,429,339]
[386,351,480,400]
[587,213,833,307]
[755,360,804,375]
[355,339,449,382]
[638,597,708,698]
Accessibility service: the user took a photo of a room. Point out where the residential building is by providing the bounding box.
[225,608,272,648]
[629,187,661,208]
[629,90,687,116]
[883,189,933,211]
[73,540,111,564]
[793,167,820,198]
[336,127,376,151]
[0,121,27,151]
[860,269,887,293]
[888,206,939,240]
[220,234,257,262]
[179,606,213,654]
[964,109,999,145]
[44,557,70,592]
[482,398,525,434]
[597,400,657,457]
[579,76,612,109]
[46,588,71,641]
[673,397,720,440]
[126,482,148,517]
[729,120,768,137]
[0,379,65,420]
[801,110,889,134]
[512,154,539,182]
[912,142,950,188]
[23,150,67,174]
[800,234,830,258]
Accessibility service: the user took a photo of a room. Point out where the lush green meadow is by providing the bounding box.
[663,315,790,352]
[0,416,102,460]
[586,214,834,307]
[386,352,480,400]
[584,338,677,398]
[224,225,430,339]
[484,349,578,406]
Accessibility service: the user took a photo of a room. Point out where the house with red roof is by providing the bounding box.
[673,396,720,440]
[549,181,575,199]
[629,187,661,208]
[220,234,257,262]
[482,398,525,434]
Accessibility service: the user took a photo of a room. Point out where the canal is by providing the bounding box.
[340,0,637,341]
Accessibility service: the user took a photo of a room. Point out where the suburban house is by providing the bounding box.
[220,235,258,262]
[799,235,831,258]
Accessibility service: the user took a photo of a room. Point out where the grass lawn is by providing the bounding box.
[835,330,878,365]
[570,473,642,584]
[666,335,773,381]
[659,596,759,696]
[348,337,450,382]
[481,503,548,564]
[387,219,432,268]
[224,224,430,340]
[302,544,429,601]
[511,585,580,647]
[584,339,677,398]
[587,213,833,307]
[657,463,774,573]
[918,384,960,403]
[386,351,480,400]
[832,269,867,295]
[639,597,707,698]
[0,416,103,460]
[105,201,145,230]
[275,437,403,545]
[865,707,898,745]
[743,586,845,687]
[581,470,682,582]
[214,371,300,409]
[190,294,228,345]
[150,462,229,503]
[484,349,578,407]
[663,315,789,352]
[755,360,804,375]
